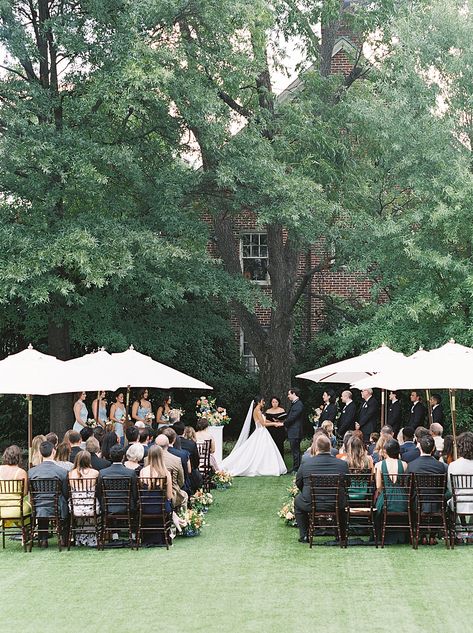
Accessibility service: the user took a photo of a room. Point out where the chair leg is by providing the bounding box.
[381,512,386,548]
[2,520,5,549]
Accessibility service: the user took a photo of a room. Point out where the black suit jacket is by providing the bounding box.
[98,463,138,512]
[358,397,379,440]
[432,405,445,425]
[409,401,427,428]
[90,453,111,471]
[319,403,337,425]
[387,400,402,435]
[284,399,304,440]
[337,401,356,438]
[295,453,349,511]
[400,441,420,463]
[69,446,83,464]
[407,455,447,512]
[28,461,69,518]
[179,437,200,470]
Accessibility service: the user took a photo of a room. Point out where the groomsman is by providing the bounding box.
[409,391,427,428]
[430,393,445,425]
[337,390,356,438]
[284,388,305,473]
[356,388,379,442]
[387,391,402,436]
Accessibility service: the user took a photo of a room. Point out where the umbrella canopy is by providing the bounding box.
[296,344,406,384]
[0,344,66,396]
[110,346,213,391]
[60,349,121,393]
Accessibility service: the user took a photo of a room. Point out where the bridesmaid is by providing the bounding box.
[156,393,172,429]
[265,396,287,458]
[132,388,152,424]
[73,392,88,432]
[110,391,126,446]
[92,391,108,428]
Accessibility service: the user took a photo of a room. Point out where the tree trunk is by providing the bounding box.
[48,317,72,437]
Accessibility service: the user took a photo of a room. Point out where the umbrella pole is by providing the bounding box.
[450,388,458,460]
[27,394,33,466]
[126,385,131,428]
[381,389,385,426]
[426,389,432,425]
[96,390,100,425]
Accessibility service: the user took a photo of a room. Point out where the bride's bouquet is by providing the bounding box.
[196,396,231,426]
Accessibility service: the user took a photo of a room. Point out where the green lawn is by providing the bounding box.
[1,476,472,632]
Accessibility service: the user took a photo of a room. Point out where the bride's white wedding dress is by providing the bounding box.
[222,406,287,477]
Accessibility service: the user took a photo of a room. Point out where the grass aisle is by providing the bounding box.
[1,476,473,632]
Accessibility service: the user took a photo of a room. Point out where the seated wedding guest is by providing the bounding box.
[321,421,337,448]
[163,428,191,481]
[86,437,111,471]
[265,396,286,458]
[155,435,188,509]
[183,426,197,443]
[134,420,146,430]
[45,433,59,449]
[139,427,153,457]
[68,450,99,547]
[173,421,202,492]
[139,445,175,543]
[73,391,88,432]
[304,428,337,459]
[341,436,374,472]
[396,427,405,445]
[380,425,394,437]
[399,427,420,463]
[372,433,389,465]
[374,439,408,543]
[93,426,105,447]
[356,388,379,442]
[319,389,338,427]
[430,423,444,453]
[294,434,349,543]
[368,433,379,456]
[92,391,108,428]
[30,434,46,467]
[447,432,473,522]
[132,388,153,425]
[28,441,69,547]
[195,418,219,471]
[124,444,144,474]
[101,431,119,462]
[55,442,73,472]
[408,391,427,428]
[98,444,138,513]
[126,426,141,446]
[337,390,356,439]
[109,391,126,446]
[68,431,83,463]
[336,431,353,460]
[80,427,93,449]
[387,391,402,436]
[62,430,73,450]
[0,445,31,531]
[440,435,455,465]
[156,393,172,429]
[430,393,445,425]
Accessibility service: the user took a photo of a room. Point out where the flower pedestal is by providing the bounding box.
[207,425,224,466]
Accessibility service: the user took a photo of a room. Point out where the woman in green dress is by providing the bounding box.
[374,438,408,544]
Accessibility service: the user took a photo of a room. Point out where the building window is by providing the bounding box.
[240,329,259,373]
[240,232,269,284]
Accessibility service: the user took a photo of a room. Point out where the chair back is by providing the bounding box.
[101,477,132,516]
[347,471,374,507]
[29,478,62,517]
[68,477,98,518]
[138,477,168,515]
[197,440,211,469]
[413,473,447,515]
[450,474,473,515]
[309,474,345,514]
[0,479,25,511]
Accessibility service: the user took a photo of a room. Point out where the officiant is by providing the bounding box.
[265,396,286,458]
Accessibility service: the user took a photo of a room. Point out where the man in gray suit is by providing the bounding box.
[28,441,69,547]
[284,387,305,473]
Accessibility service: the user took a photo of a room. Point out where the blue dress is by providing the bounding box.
[73,402,88,432]
[114,406,126,441]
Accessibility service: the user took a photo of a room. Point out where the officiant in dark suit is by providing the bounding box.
[284,388,305,473]
[356,388,379,442]
[387,391,402,436]
[337,390,356,438]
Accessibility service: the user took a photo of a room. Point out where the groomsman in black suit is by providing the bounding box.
[387,391,402,436]
[356,388,379,442]
[284,387,305,473]
[430,393,445,425]
[409,391,427,428]
[337,390,356,438]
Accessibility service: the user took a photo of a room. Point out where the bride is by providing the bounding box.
[221,396,287,477]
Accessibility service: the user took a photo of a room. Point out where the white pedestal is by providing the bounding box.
[207,425,224,466]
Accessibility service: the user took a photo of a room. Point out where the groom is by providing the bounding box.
[284,388,304,473]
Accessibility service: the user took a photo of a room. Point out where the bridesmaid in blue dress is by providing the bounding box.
[92,391,108,428]
[110,391,127,446]
[73,392,88,433]
[156,394,172,429]
[132,388,153,425]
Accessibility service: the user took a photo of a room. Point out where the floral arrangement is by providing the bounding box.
[278,477,298,526]
[190,490,214,513]
[85,418,98,429]
[196,396,231,426]
[177,508,206,536]
[169,407,184,423]
[212,470,233,489]
[308,406,323,427]
[145,411,155,423]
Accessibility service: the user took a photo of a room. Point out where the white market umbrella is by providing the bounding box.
[0,345,66,451]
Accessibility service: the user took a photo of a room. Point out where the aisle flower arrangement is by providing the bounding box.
[278,477,298,527]
[190,490,214,513]
[196,396,231,426]
[178,508,206,537]
[212,470,233,489]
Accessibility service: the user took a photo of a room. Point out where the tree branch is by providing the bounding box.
[289,255,335,312]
